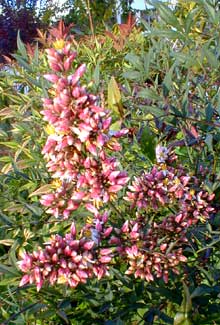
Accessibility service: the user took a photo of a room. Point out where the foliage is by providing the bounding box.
[1,1,220,324]
[64,0,134,34]
[0,1,45,62]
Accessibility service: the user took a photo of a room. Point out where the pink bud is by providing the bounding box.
[44,74,59,83]
[64,53,77,71]
[83,241,95,250]
[121,220,129,233]
[109,236,121,245]
[52,253,58,263]
[60,258,67,268]
[108,185,123,193]
[100,248,112,256]
[76,269,88,279]
[86,204,98,216]
[71,64,86,86]
[19,274,30,287]
[49,270,57,285]
[103,117,112,130]
[36,279,43,292]
[160,243,167,252]
[34,267,41,283]
[50,62,63,72]
[100,256,112,263]
[103,227,113,237]
[70,223,76,237]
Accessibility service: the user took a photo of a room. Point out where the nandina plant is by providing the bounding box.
[1,2,220,322]
[15,21,215,319]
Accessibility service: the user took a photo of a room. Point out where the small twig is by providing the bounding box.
[85,0,95,39]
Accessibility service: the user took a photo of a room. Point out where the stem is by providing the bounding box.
[109,200,123,218]
[85,0,95,38]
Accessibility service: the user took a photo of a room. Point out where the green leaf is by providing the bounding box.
[17,31,28,60]
[191,285,213,299]
[162,63,176,96]
[26,303,47,316]
[137,88,161,101]
[205,133,213,152]
[174,283,192,325]
[151,1,182,31]
[0,277,20,286]
[125,53,143,70]
[122,70,142,80]
[139,126,156,162]
[23,203,43,217]
[184,8,200,34]
[105,319,123,325]
[202,47,219,68]
[0,263,20,276]
[201,0,217,23]
[107,77,123,117]
[33,43,39,66]
[93,61,100,86]
[205,103,214,122]
[0,211,13,226]
[12,54,32,72]
[148,29,183,40]
[139,105,164,118]
[0,141,20,149]
[143,49,152,79]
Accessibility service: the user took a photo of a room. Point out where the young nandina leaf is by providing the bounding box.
[108,77,124,118]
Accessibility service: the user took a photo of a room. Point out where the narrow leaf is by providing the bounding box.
[107,76,124,117]
[17,30,28,60]
[29,184,52,197]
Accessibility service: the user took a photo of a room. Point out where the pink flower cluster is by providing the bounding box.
[18,160,214,289]
[117,162,214,282]
[110,214,191,283]
[18,214,113,291]
[124,163,214,228]
[40,42,128,218]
